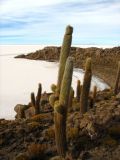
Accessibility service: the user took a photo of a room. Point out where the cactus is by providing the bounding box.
[80,58,92,114]
[49,94,58,107]
[57,25,73,93]
[68,87,74,111]
[76,80,81,102]
[93,86,97,101]
[31,92,35,107]
[114,61,120,95]
[49,84,59,108]
[35,83,42,114]
[54,57,73,157]
[51,84,57,93]
[89,86,97,108]
[31,83,42,115]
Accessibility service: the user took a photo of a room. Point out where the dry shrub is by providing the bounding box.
[27,143,47,160]
[102,136,117,146]
[30,113,49,122]
[14,153,29,160]
[44,127,55,140]
[27,122,40,130]
[108,124,120,137]
[68,127,79,140]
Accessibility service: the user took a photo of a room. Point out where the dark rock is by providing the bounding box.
[14,104,29,119]
[15,54,26,58]
[25,107,35,119]
[79,151,92,160]
[14,153,29,160]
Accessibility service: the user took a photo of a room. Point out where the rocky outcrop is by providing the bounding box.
[15,54,26,58]
[15,46,120,87]
[14,92,52,119]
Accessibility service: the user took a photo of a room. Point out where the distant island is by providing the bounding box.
[15,46,120,87]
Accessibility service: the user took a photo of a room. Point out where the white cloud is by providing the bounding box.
[0,0,65,16]
[0,0,120,44]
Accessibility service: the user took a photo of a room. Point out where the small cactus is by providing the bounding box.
[57,25,73,93]
[89,86,97,108]
[93,86,97,101]
[68,87,74,111]
[49,94,58,107]
[114,61,120,95]
[51,84,57,93]
[54,57,73,157]
[31,83,42,115]
[31,92,35,107]
[76,80,81,102]
[80,58,92,114]
[35,83,42,114]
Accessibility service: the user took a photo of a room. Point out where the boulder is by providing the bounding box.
[25,107,35,119]
[14,104,30,119]
[14,104,25,119]
[14,104,27,112]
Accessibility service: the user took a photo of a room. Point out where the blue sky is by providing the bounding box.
[0,0,120,45]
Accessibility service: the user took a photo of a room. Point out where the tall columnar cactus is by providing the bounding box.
[76,80,81,102]
[54,57,73,157]
[80,58,92,114]
[57,25,73,93]
[114,61,120,95]
[30,83,42,115]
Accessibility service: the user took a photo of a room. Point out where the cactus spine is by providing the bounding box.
[76,80,81,102]
[31,83,42,115]
[57,25,73,93]
[80,58,92,114]
[54,57,73,157]
[114,61,120,95]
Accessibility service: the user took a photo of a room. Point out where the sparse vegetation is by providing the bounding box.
[27,143,47,160]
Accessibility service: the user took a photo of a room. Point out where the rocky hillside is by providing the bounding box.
[0,89,120,160]
[4,25,120,160]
